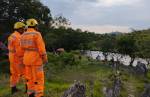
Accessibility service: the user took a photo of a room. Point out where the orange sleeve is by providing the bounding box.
[36,32,47,57]
[8,36,16,64]
[8,36,15,52]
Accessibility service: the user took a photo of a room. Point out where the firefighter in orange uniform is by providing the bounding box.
[8,22,25,94]
[20,18,48,97]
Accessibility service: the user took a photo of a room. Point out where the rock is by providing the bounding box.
[56,48,65,54]
[103,71,122,97]
[96,55,101,60]
[62,81,86,97]
[103,87,113,97]
[103,77,121,97]
[135,61,148,77]
[113,78,121,97]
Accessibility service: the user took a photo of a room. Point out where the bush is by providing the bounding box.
[0,59,9,74]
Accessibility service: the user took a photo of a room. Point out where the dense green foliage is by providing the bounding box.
[0,0,52,34]
[44,28,100,51]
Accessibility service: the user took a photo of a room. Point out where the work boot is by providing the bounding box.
[29,93,35,97]
[11,86,19,94]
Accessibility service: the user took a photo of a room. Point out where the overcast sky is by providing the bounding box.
[41,0,150,33]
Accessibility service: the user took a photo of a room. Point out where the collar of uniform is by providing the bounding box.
[14,31,21,36]
[27,28,36,32]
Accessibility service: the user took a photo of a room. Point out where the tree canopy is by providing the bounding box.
[0,0,52,33]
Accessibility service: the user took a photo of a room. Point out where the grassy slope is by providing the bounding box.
[0,52,149,97]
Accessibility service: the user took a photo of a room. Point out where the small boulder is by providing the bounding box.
[62,81,86,97]
[135,61,148,77]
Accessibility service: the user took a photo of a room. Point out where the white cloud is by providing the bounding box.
[96,0,141,7]
[72,25,130,34]
[41,0,150,33]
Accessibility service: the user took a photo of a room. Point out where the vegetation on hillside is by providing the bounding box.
[0,52,149,97]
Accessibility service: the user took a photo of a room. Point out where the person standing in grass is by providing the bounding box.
[21,18,48,97]
[8,22,25,94]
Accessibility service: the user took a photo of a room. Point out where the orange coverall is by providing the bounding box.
[8,31,24,87]
[20,28,47,97]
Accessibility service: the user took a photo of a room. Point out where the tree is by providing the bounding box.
[98,34,117,61]
[116,34,137,66]
[51,15,71,29]
[0,0,52,35]
[135,30,150,65]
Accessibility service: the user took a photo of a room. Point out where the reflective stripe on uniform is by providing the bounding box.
[22,32,38,35]
[41,52,47,56]
[24,48,38,51]
[37,65,43,72]
[21,40,35,48]
[21,32,37,46]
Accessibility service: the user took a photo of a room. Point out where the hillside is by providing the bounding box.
[0,52,149,97]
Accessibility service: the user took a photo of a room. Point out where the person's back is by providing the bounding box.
[8,22,25,94]
[8,31,22,65]
[21,28,45,66]
[20,18,47,97]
